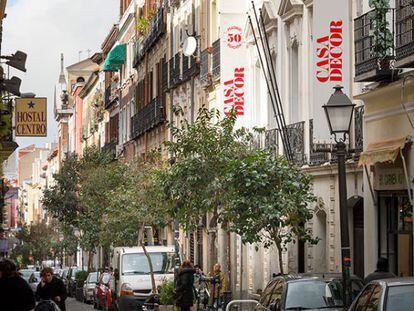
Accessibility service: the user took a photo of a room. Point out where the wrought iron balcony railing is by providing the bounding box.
[200,48,211,88]
[285,121,306,166]
[212,39,220,81]
[173,52,182,86]
[309,119,329,166]
[354,8,395,82]
[168,57,175,89]
[396,0,414,67]
[354,106,364,158]
[134,8,166,67]
[265,128,279,156]
[162,58,168,92]
[182,54,200,82]
[131,97,165,139]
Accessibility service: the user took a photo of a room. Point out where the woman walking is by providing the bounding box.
[175,260,196,311]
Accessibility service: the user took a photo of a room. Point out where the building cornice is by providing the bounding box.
[278,0,304,23]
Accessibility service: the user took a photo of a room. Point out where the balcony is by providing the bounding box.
[396,0,414,67]
[182,54,200,82]
[354,8,395,82]
[353,106,364,159]
[131,97,165,139]
[101,141,117,159]
[134,8,166,67]
[173,52,182,86]
[309,119,329,166]
[285,121,305,166]
[200,48,211,88]
[212,39,220,81]
[265,128,279,156]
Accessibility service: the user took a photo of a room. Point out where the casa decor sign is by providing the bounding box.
[15,98,47,137]
[313,0,351,142]
[219,0,248,117]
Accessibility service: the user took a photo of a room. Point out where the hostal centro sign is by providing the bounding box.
[15,98,47,137]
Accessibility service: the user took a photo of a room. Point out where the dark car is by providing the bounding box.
[93,272,115,310]
[348,277,414,311]
[255,273,364,311]
[67,266,81,297]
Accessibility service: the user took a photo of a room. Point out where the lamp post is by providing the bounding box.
[323,85,355,308]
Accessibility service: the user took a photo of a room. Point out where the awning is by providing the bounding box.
[103,44,126,72]
[358,136,410,167]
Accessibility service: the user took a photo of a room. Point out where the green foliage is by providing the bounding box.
[75,270,89,288]
[160,108,253,231]
[369,0,393,60]
[158,280,175,305]
[221,150,318,257]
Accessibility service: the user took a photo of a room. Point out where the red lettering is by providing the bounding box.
[330,68,342,81]
[330,21,343,33]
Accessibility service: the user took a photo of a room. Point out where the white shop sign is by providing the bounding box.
[313,0,351,142]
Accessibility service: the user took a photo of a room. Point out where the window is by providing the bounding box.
[386,285,414,311]
[290,42,299,123]
[121,252,176,275]
[354,285,375,311]
[365,285,382,311]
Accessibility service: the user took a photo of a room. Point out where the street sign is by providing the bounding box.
[15,97,47,137]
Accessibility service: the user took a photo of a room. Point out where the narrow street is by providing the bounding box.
[66,298,94,311]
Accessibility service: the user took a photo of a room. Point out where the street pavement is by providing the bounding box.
[66,298,94,311]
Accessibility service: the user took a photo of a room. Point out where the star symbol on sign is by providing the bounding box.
[27,101,35,109]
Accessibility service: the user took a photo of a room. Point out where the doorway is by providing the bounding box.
[379,193,413,277]
[352,198,365,279]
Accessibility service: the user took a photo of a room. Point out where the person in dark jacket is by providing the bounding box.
[364,257,396,284]
[175,260,196,311]
[36,267,67,311]
[0,258,36,311]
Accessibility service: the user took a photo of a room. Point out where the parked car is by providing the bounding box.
[111,246,178,311]
[67,266,81,297]
[28,271,41,294]
[84,271,99,304]
[19,268,35,282]
[348,277,414,311]
[94,272,115,310]
[255,273,364,311]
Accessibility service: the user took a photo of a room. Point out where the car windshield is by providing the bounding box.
[89,272,98,283]
[285,280,345,309]
[122,252,176,275]
[386,285,414,311]
[20,270,34,278]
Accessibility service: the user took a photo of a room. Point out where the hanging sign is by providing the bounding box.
[219,0,248,118]
[15,98,47,137]
[313,0,351,142]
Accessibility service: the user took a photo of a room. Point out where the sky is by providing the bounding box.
[3,0,119,148]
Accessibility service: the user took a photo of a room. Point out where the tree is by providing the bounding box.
[220,150,318,274]
[159,108,253,269]
[103,155,169,293]
[43,154,80,227]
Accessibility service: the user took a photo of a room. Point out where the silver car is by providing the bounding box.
[83,271,99,303]
[349,277,414,311]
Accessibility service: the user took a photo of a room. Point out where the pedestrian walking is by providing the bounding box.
[208,263,228,311]
[174,260,196,311]
[364,257,396,284]
[0,258,36,311]
[36,267,67,311]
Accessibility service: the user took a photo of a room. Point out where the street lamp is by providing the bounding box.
[323,85,355,308]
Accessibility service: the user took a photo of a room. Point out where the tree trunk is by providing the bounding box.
[139,225,157,294]
[88,251,94,271]
[276,241,284,275]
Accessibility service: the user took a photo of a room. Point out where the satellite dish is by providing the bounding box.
[183,37,197,56]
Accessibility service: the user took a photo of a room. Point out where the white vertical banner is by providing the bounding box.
[219,1,248,121]
[313,0,351,142]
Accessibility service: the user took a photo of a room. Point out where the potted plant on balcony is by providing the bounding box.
[369,0,394,70]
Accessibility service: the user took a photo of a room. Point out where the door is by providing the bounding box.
[379,193,413,276]
[353,199,365,279]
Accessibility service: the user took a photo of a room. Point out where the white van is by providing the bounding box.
[112,245,178,311]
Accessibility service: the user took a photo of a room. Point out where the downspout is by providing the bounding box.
[190,0,196,123]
